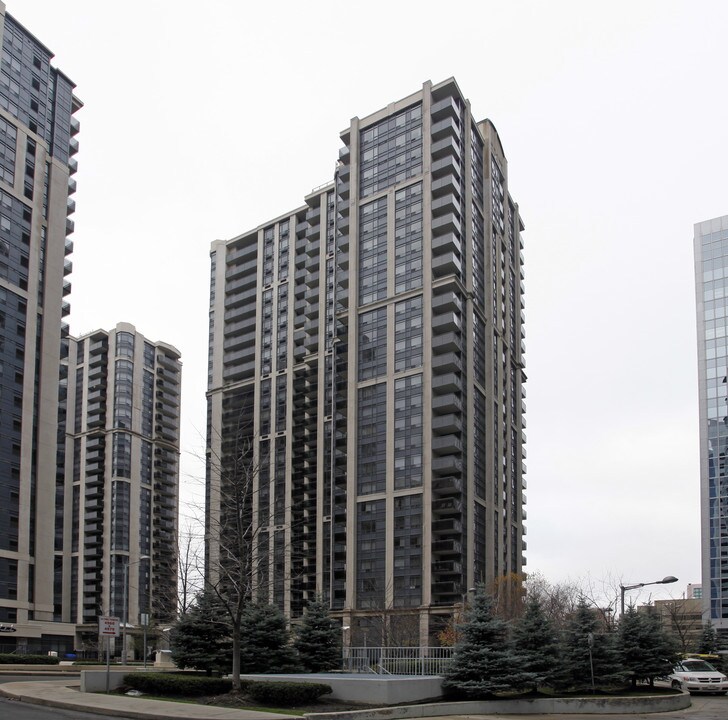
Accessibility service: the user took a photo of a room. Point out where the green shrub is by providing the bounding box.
[0,654,60,665]
[246,681,332,705]
[71,660,108,665]
[123,672,233,696]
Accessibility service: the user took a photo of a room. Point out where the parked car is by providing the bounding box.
[669,658,728,694]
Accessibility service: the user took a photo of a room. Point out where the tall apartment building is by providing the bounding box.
[207,78,527,646]
[695,214,728,637]
[65,324,181,656]
[0,4,82,653]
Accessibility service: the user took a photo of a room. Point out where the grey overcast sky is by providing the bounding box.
[11,0,728,606]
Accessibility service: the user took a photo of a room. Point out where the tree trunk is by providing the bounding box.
[231,622,241,691]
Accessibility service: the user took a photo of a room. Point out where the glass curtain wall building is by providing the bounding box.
[65,324,181,656]
[695,214,728,636]
[0,3,82,654]
[207,78,527,646]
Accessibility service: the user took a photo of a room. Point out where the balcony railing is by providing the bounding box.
[341,646,454,675]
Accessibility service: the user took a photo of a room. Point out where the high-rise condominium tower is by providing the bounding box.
[695,214,728,636]
[0,4,82,653]
[207,78,526,646]
[65,324,181,656]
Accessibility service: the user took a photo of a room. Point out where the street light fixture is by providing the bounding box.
[620,575,678,616]
[461,587,476,606]
[121,555,150,665]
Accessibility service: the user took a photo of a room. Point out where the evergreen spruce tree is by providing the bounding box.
[170,588,232,676]
[618,607,679,688]
[443,592,533,698]
[511,594,561,692]
[293,596,341,672]
[698,621,717,655]
[557,597,624,692]
[239,603,302,674]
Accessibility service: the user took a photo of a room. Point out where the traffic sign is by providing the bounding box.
[99,616,120,637]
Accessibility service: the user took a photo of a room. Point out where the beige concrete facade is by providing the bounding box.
[0,3,83,653]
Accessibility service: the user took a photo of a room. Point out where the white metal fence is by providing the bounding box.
[342,646,454,675]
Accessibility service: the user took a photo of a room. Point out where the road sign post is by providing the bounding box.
[140,613,149,670]
[98,616,120,693]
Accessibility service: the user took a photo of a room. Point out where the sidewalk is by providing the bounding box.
[0,678,299,720]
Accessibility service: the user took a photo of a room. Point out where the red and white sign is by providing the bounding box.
[99,616,120,637]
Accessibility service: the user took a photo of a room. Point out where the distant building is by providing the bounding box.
[694,215,728,637]
[639,598,703,653]
[687,583,702,600]
[206,78,527,646]
[66,324,181,656]
[0,4,82,654]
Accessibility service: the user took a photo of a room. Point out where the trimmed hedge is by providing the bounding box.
[123,672,232,696]
[122,674,332,705]
[246,681,333,705]
[0,654,60,665]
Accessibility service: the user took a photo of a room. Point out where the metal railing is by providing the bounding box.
[342,646,454,675]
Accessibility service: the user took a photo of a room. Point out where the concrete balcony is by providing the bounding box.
[432,392,462,414]
[432,251,462,278]
[431,155,460,180]
[431,413,462,435]
[431,538,462,557]
[432,433,463,455]
[431,454,464,476]
[433,496,463,516]
[431,116,461,142]
[431,173,462,198]
[431,95,461,121]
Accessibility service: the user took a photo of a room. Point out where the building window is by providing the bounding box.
[357,499,385,608]
[358,307,387,381]
[112,432,132,478]
[394,296,423,372]
[113,359,133,429]
[275,374,287,431]
[360,104,422,198]
[394,374,422,490]
[111,480,130,551]
[358,197,387,305]
[116,331,134,359]
[393,493,422,607]
[357,383,386,495]
[394,182,423,293]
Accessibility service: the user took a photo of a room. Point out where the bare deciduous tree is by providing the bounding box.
[205,424,261,690]
[488,572,527,622]
[177,522,203,617]
[525,572,582,631]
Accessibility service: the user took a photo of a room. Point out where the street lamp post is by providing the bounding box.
[620,575,678,616]
[121,555,150,665]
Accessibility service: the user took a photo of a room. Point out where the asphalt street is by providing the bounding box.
[0,695,138,720]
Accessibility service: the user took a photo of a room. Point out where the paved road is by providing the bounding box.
[454,694,727,720]
[0,695,138,720]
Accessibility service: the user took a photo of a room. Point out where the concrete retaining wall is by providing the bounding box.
[0,664,79,672]
[240,673,443,705]
[80,667,144,692]
[304,693,691,720]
